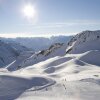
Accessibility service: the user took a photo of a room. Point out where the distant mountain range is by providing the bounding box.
[0,35,72,51]
[0,30,100,100]
[0,40,31,68]
[5,30,100,71]
[0,35,71,69]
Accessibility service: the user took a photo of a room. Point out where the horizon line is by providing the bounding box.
[0,33,76,38]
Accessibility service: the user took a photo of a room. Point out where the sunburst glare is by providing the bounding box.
[22,3,36,20]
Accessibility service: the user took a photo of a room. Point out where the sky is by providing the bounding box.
[0,0,100,37]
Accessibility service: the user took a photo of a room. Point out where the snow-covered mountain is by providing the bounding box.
[6,30,100,71]
[7,43,66,71]
[66,30,100,54]
[7,30,100,71]
[0,36,72,51]
[0,40,32,68]
[0,30,100,100]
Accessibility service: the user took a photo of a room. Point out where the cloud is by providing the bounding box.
[0,32,76,38]
[20,20,100,29]
[0,33,33,38]
[1,20,100,38]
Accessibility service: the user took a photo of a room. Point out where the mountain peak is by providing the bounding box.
[66,30,100,54]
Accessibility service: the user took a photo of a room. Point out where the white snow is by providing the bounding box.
[0,30,100,100]
[0,51,100,100]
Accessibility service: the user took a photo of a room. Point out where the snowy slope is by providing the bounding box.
[0,40,31,68]
[20,50,100,76]
[7,30,100,71]
[78,50,100,66]
[66,30,100,54]
[0,50,100,100]
[8,42,31,53]
[7,43,66,71]
[0,30,100,100]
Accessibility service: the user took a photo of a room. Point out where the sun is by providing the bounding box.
[22,4,36,19]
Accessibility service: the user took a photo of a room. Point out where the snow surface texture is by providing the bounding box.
[0,30,100,100]
[0,40,31,68]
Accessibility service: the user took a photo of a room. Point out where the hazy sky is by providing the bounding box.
[0,0,100,37]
